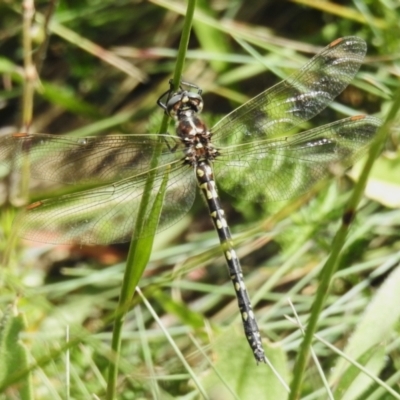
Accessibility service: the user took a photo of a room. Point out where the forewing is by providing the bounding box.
[0,132,181,185]
[212,37,367,146]
[13,161,196,245]
[214,116,381,202]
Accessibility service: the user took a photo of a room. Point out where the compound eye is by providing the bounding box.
[166,94,183,115]
[166,90,204,116]
[193,96,203,113]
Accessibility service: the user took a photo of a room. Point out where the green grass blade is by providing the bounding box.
[105,1,197,398]
[0,307,33,399]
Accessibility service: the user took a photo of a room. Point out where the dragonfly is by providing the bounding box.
[0,36,381,363]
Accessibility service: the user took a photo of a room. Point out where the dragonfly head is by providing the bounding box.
[166,90,204,119]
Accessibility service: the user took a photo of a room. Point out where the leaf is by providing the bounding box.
[330,265,400,398]
[0,306,33,399]
[350,151,400,208]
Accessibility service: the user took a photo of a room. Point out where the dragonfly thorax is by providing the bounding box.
[167,90,219,166]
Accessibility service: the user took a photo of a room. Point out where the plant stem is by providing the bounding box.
[105,1,197,398]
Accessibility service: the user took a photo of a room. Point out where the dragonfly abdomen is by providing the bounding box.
[196,160,267,363]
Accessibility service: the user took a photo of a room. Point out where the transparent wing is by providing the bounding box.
[0,132,182,185]
[214,116,381,202]
[13,160,196,245]
[212,37,367,146]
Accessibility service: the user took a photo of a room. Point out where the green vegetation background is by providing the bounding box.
[0,0,399,399]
